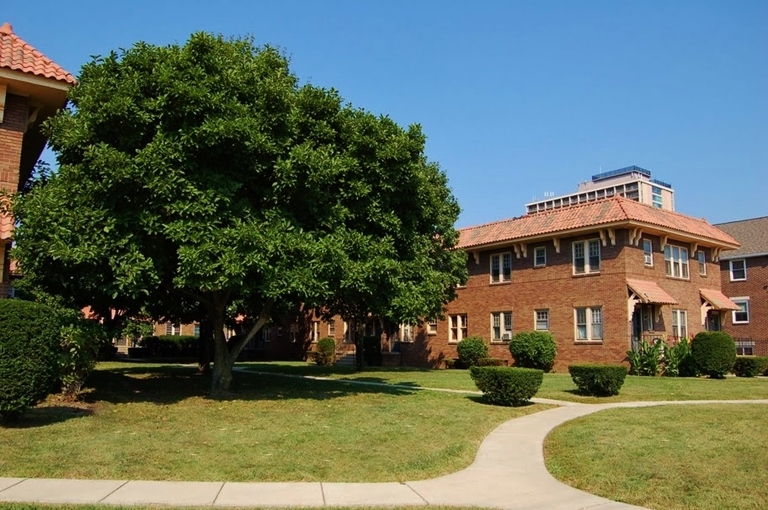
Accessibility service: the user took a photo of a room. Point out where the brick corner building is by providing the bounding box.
[715,216,768,356]
[0,22,76,297]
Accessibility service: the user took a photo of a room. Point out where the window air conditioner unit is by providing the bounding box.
[502,333,512,340]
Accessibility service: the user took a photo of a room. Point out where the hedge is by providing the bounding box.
[469,366,543,406]
[0,300,63,420]
[568,364,627,396]
[732,356,768,378]
[315,337,336,366]
[691,331,736,378]
[139,335,199,357]
[509,331,557,371]
[457,336,489,367]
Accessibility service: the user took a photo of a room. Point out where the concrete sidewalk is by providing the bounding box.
[1,397,766,508]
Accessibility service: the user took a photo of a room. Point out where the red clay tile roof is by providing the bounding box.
[700,288,740,310]
[627,279,678,305]
[458,196,739,249]
[0,22,76,84]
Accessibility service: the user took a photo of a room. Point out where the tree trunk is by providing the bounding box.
[208,298,274,396]
[197,317,213,375]
[353,318,364,371]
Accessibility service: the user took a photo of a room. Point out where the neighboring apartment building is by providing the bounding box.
[526,165,674,214]
[715,216,768,356]
[398,196,739,370]
[0,22,76,297]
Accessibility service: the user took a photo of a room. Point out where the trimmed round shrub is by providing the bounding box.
[732,356,768,378]
[315,337,337,366]
[509,331,557,371]
[691,331,736,378]
[0,299,63,420]
[457,336,489,367]
[568,364,628,396]
[470,366,543,406]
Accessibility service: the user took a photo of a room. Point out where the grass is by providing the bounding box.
[242,362,768,402]
[0,362,547,483]
[544,404,768,510]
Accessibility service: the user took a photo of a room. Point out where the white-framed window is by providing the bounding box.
[449,314,467,343]
[575,307,602,341]
[490,252,512,283]
[732,298,749,324]
[652,186,663,208]
[535,309,549,331]
[311,321,320,342]
[426,320,437,335]
[697,250,706,276]
[643,239,653,266]
[193,323,201,336]
[165,323,182,336]
[491,312,513,342]
[729,259,746,281]
[261,327,272,343]
[573,240,600,274]
[671,310,688,340]
[397,324,414,342]
[328,321,336,337]
[664,245,689,279]
[534,246,546,267]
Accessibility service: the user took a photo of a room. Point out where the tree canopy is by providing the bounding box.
[12,32,467,394]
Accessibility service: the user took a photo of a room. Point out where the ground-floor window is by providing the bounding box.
[575,307,602,341]
[491,312,512,341]
[535,309,549,331]
[731,298,750,324]
[328,321,336,337]
[671,309,688,340]
[449,314,468,343]
[398,324,414,342]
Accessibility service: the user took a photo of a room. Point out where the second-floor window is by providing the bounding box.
[729,259,746,281]
[573,240,600,274]
[643,239,653,266]
[449,314,468,343]
[664,245,689,279]
[534,246,546,267]
[490,252,512,283]
[697,250,706,276]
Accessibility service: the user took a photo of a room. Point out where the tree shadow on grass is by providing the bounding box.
[1,405,94,429]
[466,394,538,408]
[83,363,418,407]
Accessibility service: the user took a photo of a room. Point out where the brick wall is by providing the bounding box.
[720,255,768,342]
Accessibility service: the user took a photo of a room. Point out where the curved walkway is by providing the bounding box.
[1,376,766,509]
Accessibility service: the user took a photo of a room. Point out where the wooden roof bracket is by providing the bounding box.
[552,237,560,253]
[691,242,698,255]
[514,244,521,259]
[472,250,480,265]
[660,235,669,251]
[712,247,721,262]
[608,228,616,246]
[600,230,607,247]
[628,227,641,246]
[0,84,6,123]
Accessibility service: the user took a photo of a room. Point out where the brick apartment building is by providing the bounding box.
[716,216,768,356]
[0,22,75,297]
[397,195,740,370]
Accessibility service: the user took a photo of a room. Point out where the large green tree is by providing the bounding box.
[13,32,466,394]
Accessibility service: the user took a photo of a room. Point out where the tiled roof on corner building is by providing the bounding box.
[0,22,76,84]
[714,216,768,260]
[458,196,739,250]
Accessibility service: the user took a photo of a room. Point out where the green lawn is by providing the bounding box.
[243,362,768,402]
[544,404,768,510]
[0,362,546,483]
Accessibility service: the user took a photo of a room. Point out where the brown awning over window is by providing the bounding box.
[627,279,678,305]
[700,288,741,310]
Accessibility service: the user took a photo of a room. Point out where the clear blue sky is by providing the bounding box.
[7,0,767,227]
